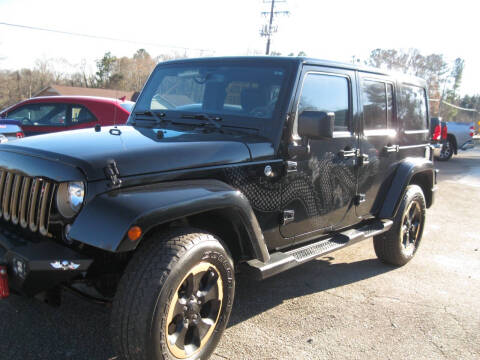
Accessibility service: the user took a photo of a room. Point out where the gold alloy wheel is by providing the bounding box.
[165,262,223,359]
[401,200,422,256]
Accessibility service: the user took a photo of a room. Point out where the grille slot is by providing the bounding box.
[10,174,22,224]
[0,168,55,236]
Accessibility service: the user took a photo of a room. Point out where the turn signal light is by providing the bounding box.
[128,226,142,241]
[0,265,9,299]
[16,132,24,139]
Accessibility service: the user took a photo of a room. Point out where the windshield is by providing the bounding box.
[133,62,289,125]
[120,101,135,113]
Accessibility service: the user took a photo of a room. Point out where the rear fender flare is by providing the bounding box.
[379,158,435,219]
[68,179,270,262]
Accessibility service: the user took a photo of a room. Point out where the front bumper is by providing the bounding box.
[0,223,93,297]
[460,140,475,151]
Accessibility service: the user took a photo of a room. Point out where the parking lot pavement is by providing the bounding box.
[2,148,480,360]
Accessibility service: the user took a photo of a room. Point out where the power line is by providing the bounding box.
[0,22,213,54]
[430,98,478,112]
[442,100,478,112]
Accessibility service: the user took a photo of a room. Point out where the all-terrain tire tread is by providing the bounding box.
[111,228,214,360]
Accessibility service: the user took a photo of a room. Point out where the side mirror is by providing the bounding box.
[298,111,335,139]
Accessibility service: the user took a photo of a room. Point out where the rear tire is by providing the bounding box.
[437,138,454,161]
[111,228,235,360]
[373,185,426,266]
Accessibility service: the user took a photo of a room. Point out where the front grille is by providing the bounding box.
[0,168,56,236]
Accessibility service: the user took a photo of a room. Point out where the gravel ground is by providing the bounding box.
[1,148,479,360]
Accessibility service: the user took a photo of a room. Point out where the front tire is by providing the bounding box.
[373,185,426,266]
[111,228,235,360]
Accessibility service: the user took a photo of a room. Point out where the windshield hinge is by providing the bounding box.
[285,161,297,173]
[104,160,122,187]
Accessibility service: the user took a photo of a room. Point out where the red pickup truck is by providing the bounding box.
[0,96,134,136]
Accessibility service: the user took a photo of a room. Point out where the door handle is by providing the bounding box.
[339,148,357,159]
[384,145,399,153]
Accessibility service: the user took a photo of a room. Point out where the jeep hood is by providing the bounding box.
[0,126,275,181]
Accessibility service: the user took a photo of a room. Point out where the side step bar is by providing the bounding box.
[247,219,393,280]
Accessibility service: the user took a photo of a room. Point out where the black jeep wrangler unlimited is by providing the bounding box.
[0,57,436,359]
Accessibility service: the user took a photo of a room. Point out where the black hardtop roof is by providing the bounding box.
[158,56,426,87]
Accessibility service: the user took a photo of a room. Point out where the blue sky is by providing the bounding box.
[0,0,477,95]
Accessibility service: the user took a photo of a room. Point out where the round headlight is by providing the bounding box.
[56,181,85,218]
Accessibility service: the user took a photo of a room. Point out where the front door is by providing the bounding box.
[356,74,399,217]
[280,67,359,240]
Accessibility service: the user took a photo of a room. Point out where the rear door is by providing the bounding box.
[356,73,399,217]
[280,66,359,240]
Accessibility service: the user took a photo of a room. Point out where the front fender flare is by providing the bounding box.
[379,158,435,219]
[69,179,270,262]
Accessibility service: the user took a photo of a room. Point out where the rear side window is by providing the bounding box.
[298,73,350,132]
[401,85,428,130]
[71,105,97,124]
[361,80,394,130]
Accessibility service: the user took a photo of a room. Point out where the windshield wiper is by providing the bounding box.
[132,110,167,126]
[180,113,223,131]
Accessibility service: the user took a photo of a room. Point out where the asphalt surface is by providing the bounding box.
[1,148,480,360]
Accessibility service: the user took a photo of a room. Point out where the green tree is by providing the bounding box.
[367,48,467,117]
[441,58,465,120]
[95,52,117,88]
[368,48,449,99]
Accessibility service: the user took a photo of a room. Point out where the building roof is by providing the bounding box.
[34,85,136,101]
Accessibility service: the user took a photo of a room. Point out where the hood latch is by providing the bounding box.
[104,160,122,187]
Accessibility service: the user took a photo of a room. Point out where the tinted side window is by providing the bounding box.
[362,80,387,130]
[71,105,97,124]
[8,103,68,127]
[401,85,428,130]
[298,73,349,132]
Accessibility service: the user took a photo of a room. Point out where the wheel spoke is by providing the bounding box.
[169,320,188,348]
[171,298,186,319]
[401,224,408,245]
[190,272,204,296]
[180,273,195,299]
[412,204,421,222]
[202,285,219,304]
[403,230,410,247]
[195,318,213,339]
[411,221,420,240]
[408,203,417,221]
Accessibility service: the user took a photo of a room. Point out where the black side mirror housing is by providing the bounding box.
[298,111,335,139]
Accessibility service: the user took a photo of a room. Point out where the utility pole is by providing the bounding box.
[260,0,289,55]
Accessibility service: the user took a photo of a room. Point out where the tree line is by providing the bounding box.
[367,48,478,123]
[0,49,183,110]
[0,47,478,124]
